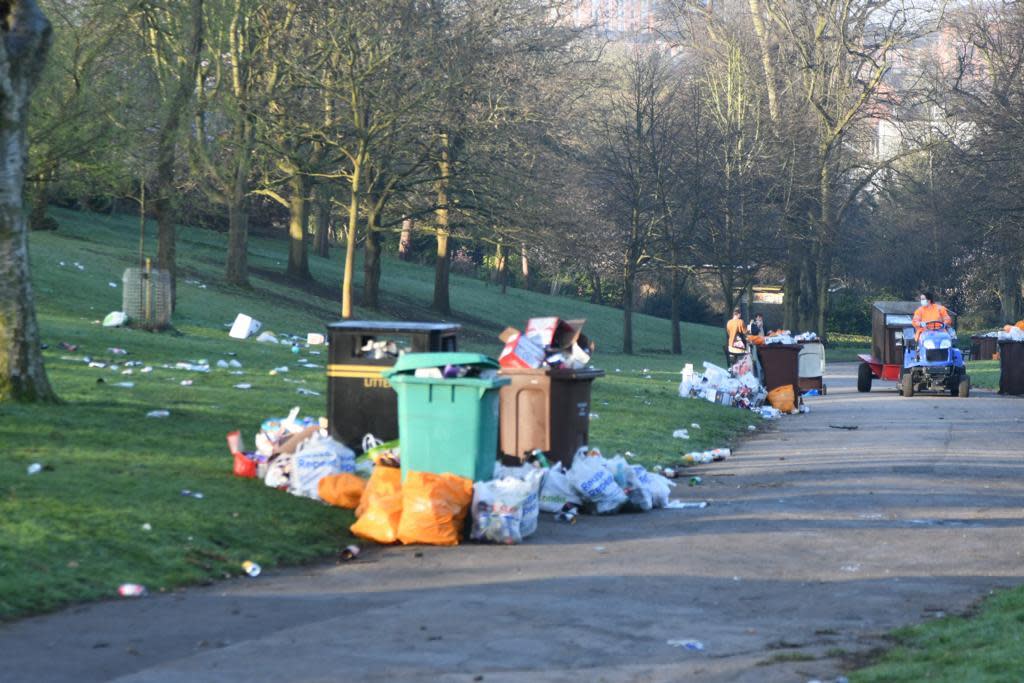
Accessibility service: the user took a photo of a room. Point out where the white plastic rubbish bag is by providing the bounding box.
[471,478,533,544]
[288,434,355,500]
[646,471,676,508]
[491,463,543,537]
[569,453,627,515]
[625,465,654,512]
[538,464,581,513]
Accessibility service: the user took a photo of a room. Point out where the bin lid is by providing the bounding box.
[386,352,499,375]
[326,321,460,333]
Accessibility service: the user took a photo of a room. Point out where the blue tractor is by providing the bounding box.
[897,321,970,397]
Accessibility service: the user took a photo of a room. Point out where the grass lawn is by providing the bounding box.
[0,207,756,620]
[826,333,871,362]
[969,360,999,390]
[851,587,1024,682]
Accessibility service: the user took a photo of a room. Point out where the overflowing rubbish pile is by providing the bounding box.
[997,321,1024,341]
[227,419,690,546]
[498,316,593,369]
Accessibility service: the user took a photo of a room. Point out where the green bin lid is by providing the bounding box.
[385,352,499,376]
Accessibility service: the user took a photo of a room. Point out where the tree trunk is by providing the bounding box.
[398,218,413,260]
[590,270,602,305]
[225,196,248,286]
[285,173,311,281]
[622,268,635,355]
[432,137,452,315]
[341,155,362,318]
[153,0,205,310]
[670,267,682,355]
[998,253,1022,322]
[311,186,330,259]
[0,0,57,403]
[783,241,801,331]
[363,196,382,310]
[28,177,54,230]
[521,244,531,290]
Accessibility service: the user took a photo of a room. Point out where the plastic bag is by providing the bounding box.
[646,471,676,508]
[539,464,582,513]
[397,471,473,546]
[569,453,627,514]
[767,385,796,413]
[289,434,355,500]
[264,452,292,489]
[318,473,366,509]
[470,477,531,544]
[350,466,403,544]
[624,465,653,512]
[491,463,543,537]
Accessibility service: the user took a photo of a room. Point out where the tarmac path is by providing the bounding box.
[3,362,1023,682]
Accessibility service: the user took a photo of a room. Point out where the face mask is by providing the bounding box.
[920,299,928,306]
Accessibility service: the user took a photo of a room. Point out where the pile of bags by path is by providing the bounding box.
[678,360,790,418]
[228,417,680,546]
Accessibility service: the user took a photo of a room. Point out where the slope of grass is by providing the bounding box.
[968,360,999,390]
[0,207,755,621]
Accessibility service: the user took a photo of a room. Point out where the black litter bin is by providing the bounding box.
[971,335,998,361]
[326,321,459,448]
[756,343,802,393]
[998,341,1024,395]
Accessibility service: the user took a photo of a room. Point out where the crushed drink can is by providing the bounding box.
[242,560,261,577]
[118,583,147,597]
[340,545,360,561]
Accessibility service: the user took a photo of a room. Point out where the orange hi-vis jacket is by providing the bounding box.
[912,303,952,338]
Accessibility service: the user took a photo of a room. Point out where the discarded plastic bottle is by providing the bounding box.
[689,476,702,487]
[340,545,360,561]
[118,583,148,597]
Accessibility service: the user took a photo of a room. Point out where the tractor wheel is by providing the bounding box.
[857,364,872,393]
[958,374,971,398]
[901,372,915,397]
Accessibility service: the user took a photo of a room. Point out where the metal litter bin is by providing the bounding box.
[326,321,459,449]
[970,335,998,361]
[384,353,509,482]
[757,343,802,393]
[498,367,604,467]
[998,341,1024,395]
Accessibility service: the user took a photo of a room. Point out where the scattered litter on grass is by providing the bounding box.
[112,382,135,388]
[122,369,133,375]
[667,639,704,651]
[146,410,170,418]
[229,359,242,368]
[340,545,360,561]
[296,387,320,396]
[58,342,78,352]
[175,362,210,373]
[234,383,253,390]
[180,380,193,386]
[102,311,127,327]
[117,584,147,598]
[664,500,708,509]
[141,366,153,373]
[255,332,279,344]
[180,489,204,499]
[690,423,700,429]
[270,366,289,375]
[73,262,85,271]
[307,333,326,345]
[141,523,152,531]
[216,360,229,369]
[88,361,107,368]
[589,412,599,420]
[242,560,261,577]
[229,314,261,340]
[108,282,118,288]
[829,424,858,430]
[748,425,757,431]
[26,463,43,475]
[672,429,690,440]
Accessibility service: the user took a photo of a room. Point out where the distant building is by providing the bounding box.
[566,0,661,37]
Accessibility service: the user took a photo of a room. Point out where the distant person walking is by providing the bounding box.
[748,313,765,337]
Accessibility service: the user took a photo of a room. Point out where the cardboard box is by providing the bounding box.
[498,328,546,369]
[524,317,590,352]
[229,313,262,340]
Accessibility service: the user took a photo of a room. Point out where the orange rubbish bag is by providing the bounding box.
[318,473,366,509]
[397,471,474,546]
[767,384,796,413]
[350,466,403,544]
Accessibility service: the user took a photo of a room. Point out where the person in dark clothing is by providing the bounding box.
[748,313,765,337]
